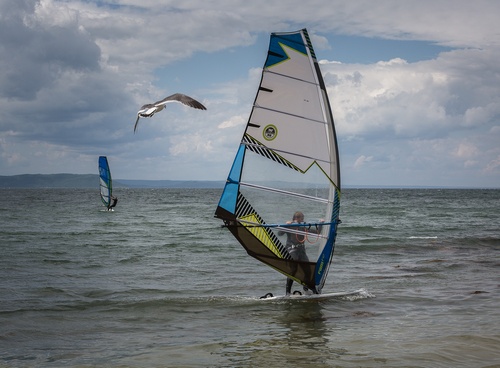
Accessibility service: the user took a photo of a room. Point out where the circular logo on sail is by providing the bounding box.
[263,124,277,141]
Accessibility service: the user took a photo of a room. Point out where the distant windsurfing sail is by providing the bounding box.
[98,156,112,208]
[215,29,341,294]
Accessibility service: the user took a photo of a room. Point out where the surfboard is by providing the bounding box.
[259,288,368,301]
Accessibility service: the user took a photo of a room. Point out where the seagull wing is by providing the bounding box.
[133,115,141,133]
[154,93,207,110]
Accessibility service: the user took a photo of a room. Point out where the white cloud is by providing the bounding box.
[169,133,213,156]
[322,42,500,186]
[353,155,373,169]
[454,142,479,159]
[26,0,79,29]
[464,102,500,127]
[218,115,246,129]
[485,155,500,173]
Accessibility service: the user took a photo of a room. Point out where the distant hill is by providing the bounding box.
[0,174,224,189]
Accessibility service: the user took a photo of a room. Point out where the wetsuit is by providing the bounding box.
[108,197,118,210]
[279,223,310,295]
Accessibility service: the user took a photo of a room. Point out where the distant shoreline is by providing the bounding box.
[0,174,223,189]
[0,174,497,189]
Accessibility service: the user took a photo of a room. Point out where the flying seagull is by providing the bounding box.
[134,93,207,133]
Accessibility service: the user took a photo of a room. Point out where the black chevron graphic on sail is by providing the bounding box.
[243,134,300,172]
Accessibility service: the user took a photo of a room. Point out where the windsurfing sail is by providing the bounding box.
[215,29,341,294]
[98,156,113,208]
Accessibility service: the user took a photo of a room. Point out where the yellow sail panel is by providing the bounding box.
[240,214,284,258]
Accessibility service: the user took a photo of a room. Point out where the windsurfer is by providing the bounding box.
[278,211,323,296]
[108,196,118,211]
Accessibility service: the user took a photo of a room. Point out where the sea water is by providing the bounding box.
[0,188,498,367]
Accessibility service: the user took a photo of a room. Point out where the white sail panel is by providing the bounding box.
[257,73,325,123]
[265,43,317,84]
[246,109,332,176]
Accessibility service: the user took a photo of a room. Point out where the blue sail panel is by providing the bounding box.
[217,144,245,215]
[314,201,338,285]
[265,32,308,68]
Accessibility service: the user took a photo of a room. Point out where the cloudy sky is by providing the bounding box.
[1,0,499,188]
